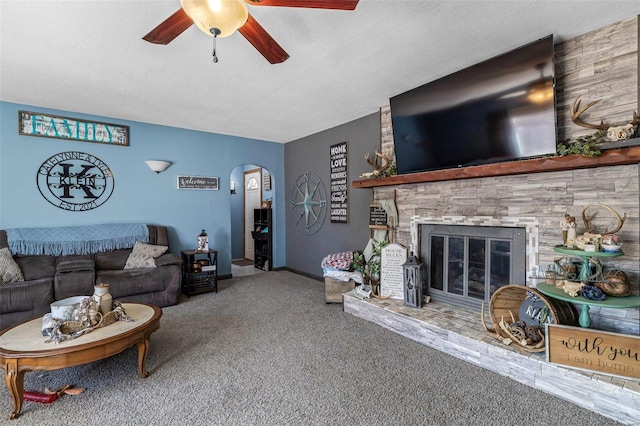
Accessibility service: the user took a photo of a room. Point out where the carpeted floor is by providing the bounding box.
[0,271,622,425]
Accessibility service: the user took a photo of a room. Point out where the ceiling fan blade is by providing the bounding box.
[238,14,290,64]
[245,0,358,10]
[142,9,194,45]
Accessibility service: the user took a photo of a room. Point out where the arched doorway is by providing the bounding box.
[230,164,274,277]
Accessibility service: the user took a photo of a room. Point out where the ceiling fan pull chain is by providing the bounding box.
[210,28,221,63]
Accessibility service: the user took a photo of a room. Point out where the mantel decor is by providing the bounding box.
[19,111,129,146]
[352,145,640,188]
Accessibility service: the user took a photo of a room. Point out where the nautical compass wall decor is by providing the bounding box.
[290,172,327,235]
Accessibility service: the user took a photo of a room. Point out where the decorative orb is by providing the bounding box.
[601,234,623,252]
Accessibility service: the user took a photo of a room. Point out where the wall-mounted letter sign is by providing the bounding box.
[329,141,348,224]
[37,152,114,211]
[19,111,129,146]
[177,176,219,190]
[546,324,640,380]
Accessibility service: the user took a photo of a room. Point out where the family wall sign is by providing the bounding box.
[19,111,129,146]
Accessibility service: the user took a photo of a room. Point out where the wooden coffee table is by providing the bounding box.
[0,303,162,419]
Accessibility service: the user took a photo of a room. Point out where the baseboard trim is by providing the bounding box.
[283,267,323,282]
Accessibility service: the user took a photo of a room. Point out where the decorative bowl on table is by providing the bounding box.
[50,296,90,321]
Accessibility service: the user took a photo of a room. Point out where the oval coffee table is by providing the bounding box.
[0,303,161,419]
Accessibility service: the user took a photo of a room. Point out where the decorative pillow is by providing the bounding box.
[123,241,168,270]
[0,247,25,283]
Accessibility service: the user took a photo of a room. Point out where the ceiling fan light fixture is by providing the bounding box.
[527,63,554,104]
[180,0,249,38]
[527,79,554,104]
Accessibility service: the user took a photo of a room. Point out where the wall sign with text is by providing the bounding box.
[19,111,129,146]
[369,204,388,228]
[546,324,640,380]
[329,141,348,224]
[37,151,114,211]
[380,243,407,299]
[177,176,219,190]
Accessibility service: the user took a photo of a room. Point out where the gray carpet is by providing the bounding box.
[1,271,621,425]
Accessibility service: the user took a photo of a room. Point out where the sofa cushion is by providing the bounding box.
[0,277,54,329]
[95,249,131,270]
[14,254,57,281]
[97,267,175,297]
[124,242,168,270]
[57,255,94,272]
[0,247,24,283]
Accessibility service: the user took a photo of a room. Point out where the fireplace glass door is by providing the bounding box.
[420,225,525,310]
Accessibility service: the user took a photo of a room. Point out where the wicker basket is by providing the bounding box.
[489,284,578,329]
[484,284,578,352]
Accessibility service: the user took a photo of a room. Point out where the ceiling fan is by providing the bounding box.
[143,0,360,64]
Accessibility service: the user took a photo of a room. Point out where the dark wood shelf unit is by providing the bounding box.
[181,249,218,296]
[352,145,640,188]
[252,208,272,271]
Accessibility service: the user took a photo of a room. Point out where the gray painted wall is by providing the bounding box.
[285,112,381,279]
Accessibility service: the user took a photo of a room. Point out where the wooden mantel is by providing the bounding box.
[352,145,640,188]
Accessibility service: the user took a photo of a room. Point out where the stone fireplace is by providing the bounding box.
[372,161,639,335]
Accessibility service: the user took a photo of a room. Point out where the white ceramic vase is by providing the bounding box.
[93,283,112,315]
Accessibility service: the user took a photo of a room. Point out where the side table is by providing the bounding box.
[537,282,640,328]
[181,249,218,296]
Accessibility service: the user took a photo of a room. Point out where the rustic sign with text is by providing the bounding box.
[20,111,129,146]
[546,324,640,380]
[177,176,219,190]
[329,141,348,224]
[380,243,407,300]
[369,204,388,228]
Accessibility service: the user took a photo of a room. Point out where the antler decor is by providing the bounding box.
[360,150,391,179]
[570,96,640,141]
[365,150,390,173]
[581,203,627,235]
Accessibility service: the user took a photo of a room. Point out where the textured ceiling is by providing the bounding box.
[1,1,638,143]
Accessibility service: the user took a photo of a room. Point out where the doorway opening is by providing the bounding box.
[230,164,274,277]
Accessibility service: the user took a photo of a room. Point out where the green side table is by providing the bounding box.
[536,282,640,328]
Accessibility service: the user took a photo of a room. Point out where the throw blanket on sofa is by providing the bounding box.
[6,224,149,256]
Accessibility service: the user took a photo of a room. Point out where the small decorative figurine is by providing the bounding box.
[566,216,577,245]
[560,214,571,244]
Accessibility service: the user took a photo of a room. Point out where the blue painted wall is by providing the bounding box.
[0,102,285,276]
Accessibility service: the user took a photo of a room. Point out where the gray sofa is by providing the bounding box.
[0,225,181,330]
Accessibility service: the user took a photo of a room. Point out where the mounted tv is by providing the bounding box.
[390,35,556,175]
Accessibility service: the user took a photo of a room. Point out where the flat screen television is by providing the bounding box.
[390,35,556,174]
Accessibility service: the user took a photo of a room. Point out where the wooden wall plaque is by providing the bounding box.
[546,324,640,380]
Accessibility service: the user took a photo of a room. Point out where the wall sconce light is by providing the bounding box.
[145,160,172,174]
